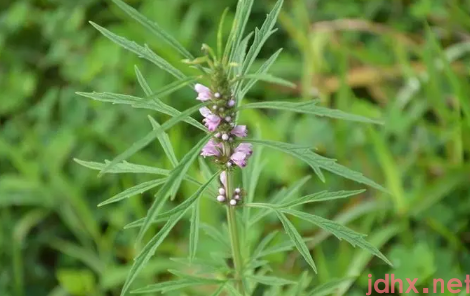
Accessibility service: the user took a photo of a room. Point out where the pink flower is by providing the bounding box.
[230,143,253,168]
[199,107,221,131]
[220,171,227,188]
[231,125,247,138]
[195,84,212,101]
[201,139,222,157]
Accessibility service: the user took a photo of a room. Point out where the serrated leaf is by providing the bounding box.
[281,209,392,266]
[233,32,254,77]
[112,0,193,60]
[247,139,388,193]
[239,101,383,124]
[189,199,200,261]
[136,137,214,243]
[239,48,282,97]
[275,211,317,272]
[306,278,354,296]
[247,275,296,286]
[201,223,231,249]
[236,74,295,88]
[241,0,283,76]
[99,103,207,176]
[281,189,365,208]
[120,173,216,295]
[89,21,185,80]
[98,178,167,207]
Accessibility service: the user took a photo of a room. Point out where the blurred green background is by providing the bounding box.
[1,0,470,295]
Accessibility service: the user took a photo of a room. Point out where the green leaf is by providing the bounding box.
[98,103,207,176]
[76,91,205,131]
[200,223,231,249]
[247,139,388,193]
[97,178,167,207]
[189,199,200,261]
[251,231,278,260]
[247,275,296,286]
[241,0,284,76]
[211,284,226,296]
[239,49,282,96]
[281,209,392,266]
[134,65,152,95]
[239,101,382,124]
[225,283,244,296]
[233,32,254,78]
[148,115,178,167]
[217,8,229,59]
[306,278,354,296]
[131,278,221,294]
[136,138,214,244]
[112,0,194,60]
[89,21,185,80]
[224,0,254,63]
[275,211,317,272]
[236,74,295,88]
[74,159,170,175]
[281,189,365,208]
[120,173,216,295]
[120,211,186,296]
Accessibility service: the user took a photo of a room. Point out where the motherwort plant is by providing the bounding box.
[76,0,391,295]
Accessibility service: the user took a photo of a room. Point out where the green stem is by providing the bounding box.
[226,171,245,294]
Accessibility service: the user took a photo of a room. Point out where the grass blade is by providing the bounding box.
[189,199,200,261]
[98,178,167,207]
[148,115,178,167]
[281,189,365,208]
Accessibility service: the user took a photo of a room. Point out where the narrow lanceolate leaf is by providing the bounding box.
[76,91,205,131]
[99,103,207,176]
[281,209,392,266]
[224,0,254,62]
[236,74,295,88]
[189,199,200,261]
[240,48,282,96]
[306,278,354,296]
[124,173,219,230]
[136,136,213,243]
[135,65,152,95]
[238,101,383,124]
[252,231,278,259]
[98,178,167,207]
[225,283,244,296]
[120,210,186,296]
[281,189,366,208]
[148,116,178,167]
[120,173,216,296]
[142,76,198,102]
[242,0,284,76]
[247,139,388,193]
[275,211,317,272]
[74,159,170,175]
[233,32,253,78]
[89,22,186,80]
[247,275,296,286]
[112,0,194,60]
[132,278,222,294]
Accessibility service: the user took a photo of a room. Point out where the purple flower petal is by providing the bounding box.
[231,125,248,138]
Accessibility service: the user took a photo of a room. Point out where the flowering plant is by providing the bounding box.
[76,0,391,295]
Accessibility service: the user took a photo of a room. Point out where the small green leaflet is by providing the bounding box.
[148,116,178,167]
[136,135,213,244]
[238,101,383,124]
[241,0,284,76]
[98,102,207,176]
[73,159,170,175]
[275,211,317,272]
[224,0,254,63]
[112,0,194,61]
[247,275,296,286]
[189,199,200,261]
[247,139,388,193]
[235,74,295,88]
[280,189,366,208]
[98,178,167,207]
[89,22,186,80]
[134,65,152,95]
[119,172,216,296]
[131,278,223,294]
[281,208,392,266]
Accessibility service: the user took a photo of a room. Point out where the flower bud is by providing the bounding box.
[214,132,221,138]
[218,188,226,195]
[222,134,229,141]
[228,100,236,107]
[225,116,231,122]
[234,194,240,200]
[229,199,237,206]
[215,92,221,98]
[217,195,226,202]
[234,188,241,194]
